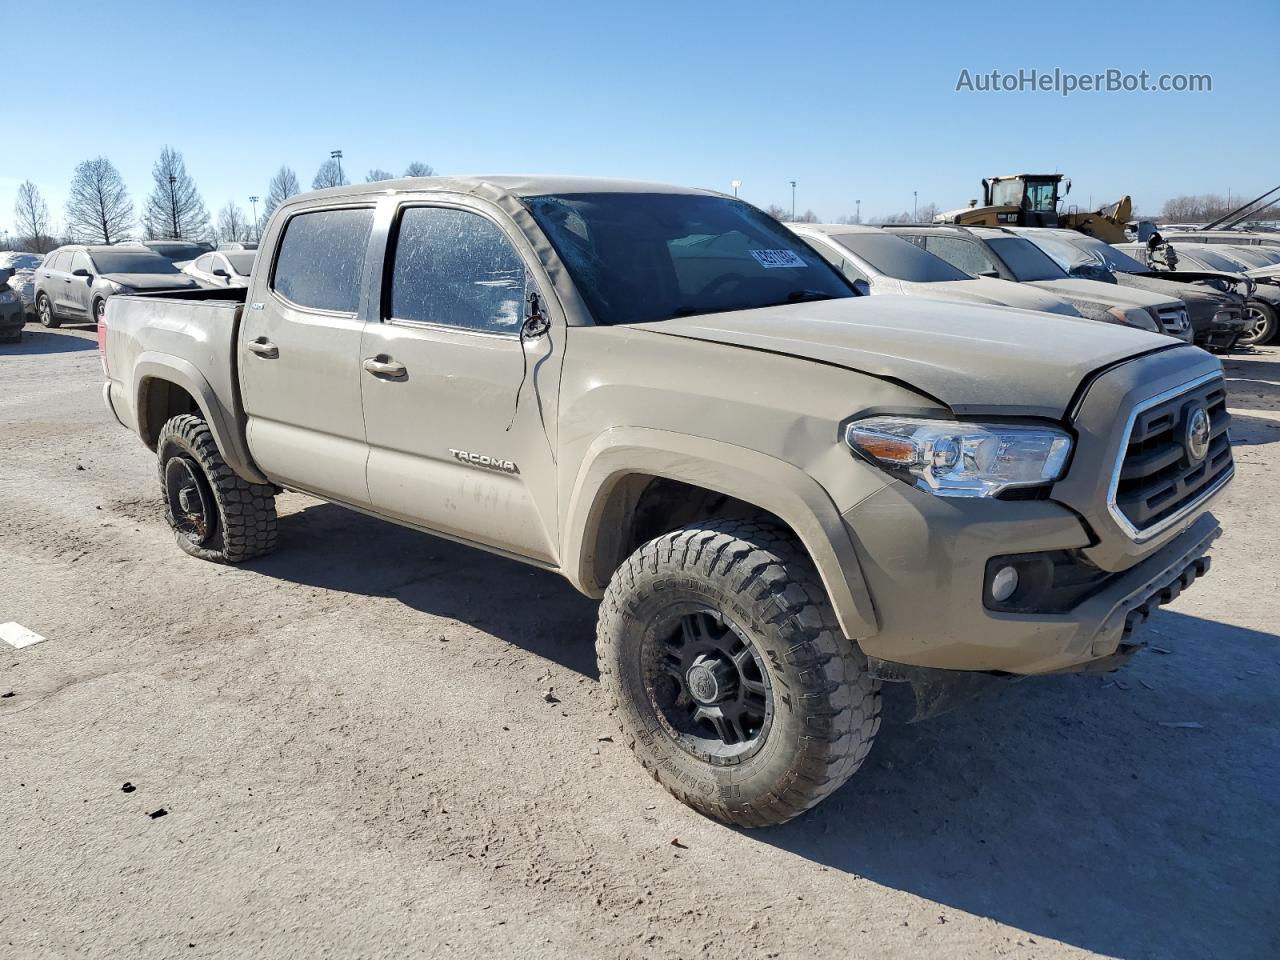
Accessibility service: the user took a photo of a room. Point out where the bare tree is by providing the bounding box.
[366,169,395,182]
[14,180,53,253]
[216,202,252,243]
[312,159,349,190]
[403,161,435,177]
[142,146,211,240]
[791,209,820,224]
[65,157,134,244]
[263,166,301,219]
[763,204,789,220]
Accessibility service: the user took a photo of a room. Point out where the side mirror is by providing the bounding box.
[72,268,92,278]
[212,267,229,278]
[851,279,871,297]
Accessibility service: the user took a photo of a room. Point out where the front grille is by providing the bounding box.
[1156,305,1190,336]
[1111,375,1232,538]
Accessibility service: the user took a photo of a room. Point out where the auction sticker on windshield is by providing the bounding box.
[750,249,807,268]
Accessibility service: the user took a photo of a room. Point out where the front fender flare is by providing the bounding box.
[132,352,267,484]
[562,427,879,641]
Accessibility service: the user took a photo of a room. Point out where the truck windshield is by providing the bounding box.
[985,237,1068,282]
[830,233,970,283]
[523,193,853,325]
[87,252,181,274]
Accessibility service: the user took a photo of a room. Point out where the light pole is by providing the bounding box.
[249,196,260,241]
[913,191,918,221]
[790,180,797,220]
[856,199,861,224]
[331,149,344,184]
[731,179,741,198]
[168,174,181,239]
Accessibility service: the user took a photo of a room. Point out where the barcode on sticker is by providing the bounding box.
[750,249,807,269]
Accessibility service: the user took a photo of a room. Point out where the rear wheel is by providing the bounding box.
[597,519,881,827]
[156,414,278,564]
[1240,301,1277,347]
[36,293,59,328]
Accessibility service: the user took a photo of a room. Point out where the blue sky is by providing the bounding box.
[3,0,1277,238]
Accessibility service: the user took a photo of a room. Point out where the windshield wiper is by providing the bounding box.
[783,289,836,303]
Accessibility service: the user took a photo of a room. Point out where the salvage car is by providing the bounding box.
[183,250,255,288]
[789,224,1086,318]
[0,251,43,315]
[101,176,1231,827]
[33,245,199,327]
[1119,242,1280,346]
[0,266,24,342]
[883,224,1193,340]
[1009,228,1246,351]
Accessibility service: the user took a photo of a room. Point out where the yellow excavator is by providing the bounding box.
[935,173,1133,243]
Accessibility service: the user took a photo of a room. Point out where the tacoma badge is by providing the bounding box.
[449,449,520,474]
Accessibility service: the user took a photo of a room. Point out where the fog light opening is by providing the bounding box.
[991,565,1020,603]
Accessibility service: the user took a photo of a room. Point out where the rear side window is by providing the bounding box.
[272,207,374,313]
[47,251,69,271]
[388,207,527,334]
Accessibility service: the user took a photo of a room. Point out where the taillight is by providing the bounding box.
[97,312,108,374]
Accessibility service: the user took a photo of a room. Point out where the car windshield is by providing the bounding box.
[1219,247,1276,268]
[1180,248,1248,272]
[523,193,853,325]
[89,251,181,275]
[225,253,255,275]
[985,237,1068,281]
[147,242,207,262]
[831,233,970,282]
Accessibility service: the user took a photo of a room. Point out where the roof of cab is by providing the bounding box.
[291,175,723,206]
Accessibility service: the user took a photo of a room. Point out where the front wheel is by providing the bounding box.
[1240,301,1277,347]
[93,298,106,325]
[156,414,278,563]
[36,293,59,328]
[597,519,880,827]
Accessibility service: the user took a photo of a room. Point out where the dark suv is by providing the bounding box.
[33,245,199,327]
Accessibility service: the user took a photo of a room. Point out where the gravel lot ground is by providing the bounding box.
[2,324,1277,960]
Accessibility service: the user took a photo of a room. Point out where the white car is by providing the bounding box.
[789,223,1083,316]
[182,250,255,288]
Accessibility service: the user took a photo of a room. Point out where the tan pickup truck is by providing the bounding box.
[100,177,1232,827]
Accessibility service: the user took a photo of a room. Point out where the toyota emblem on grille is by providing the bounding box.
[1185,406,1211,463]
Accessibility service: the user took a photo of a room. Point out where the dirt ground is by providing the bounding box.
[2,324,1277,960]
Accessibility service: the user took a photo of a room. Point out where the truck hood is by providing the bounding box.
[643,295,1175,419]
[1025,277,1178,309]
[103,273,199,291]
[899,277,1080,316]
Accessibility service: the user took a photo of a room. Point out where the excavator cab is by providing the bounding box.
[981,174,1068,227]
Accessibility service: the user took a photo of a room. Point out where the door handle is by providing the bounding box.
[247,337,279,358]
[362,357,407,380]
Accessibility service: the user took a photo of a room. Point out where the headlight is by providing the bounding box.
[1106,305,1158,331]
[845,417,1072,498]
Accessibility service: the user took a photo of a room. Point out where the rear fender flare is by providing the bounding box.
[132,352,267,484]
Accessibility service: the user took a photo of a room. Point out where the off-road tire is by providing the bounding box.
[36,293,60,328]
[156,414,277,563]
[1241,300,1277,348]
[597,518,880,827]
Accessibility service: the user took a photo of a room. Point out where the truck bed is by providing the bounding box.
[102,289,260,482]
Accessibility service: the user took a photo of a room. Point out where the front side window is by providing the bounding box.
[523,192,852,325]
[833,233,970,283]
[984,237,1068,282]
[923,236,997,277]
[71,252,92,274]
[389,207,527,334]
[272,207,374,313]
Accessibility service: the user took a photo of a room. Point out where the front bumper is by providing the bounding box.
[846,482,1221,675]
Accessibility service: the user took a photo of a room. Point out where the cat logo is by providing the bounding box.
[448,449,520,474]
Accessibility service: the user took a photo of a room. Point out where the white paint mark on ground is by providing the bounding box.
[0,622,47,649]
